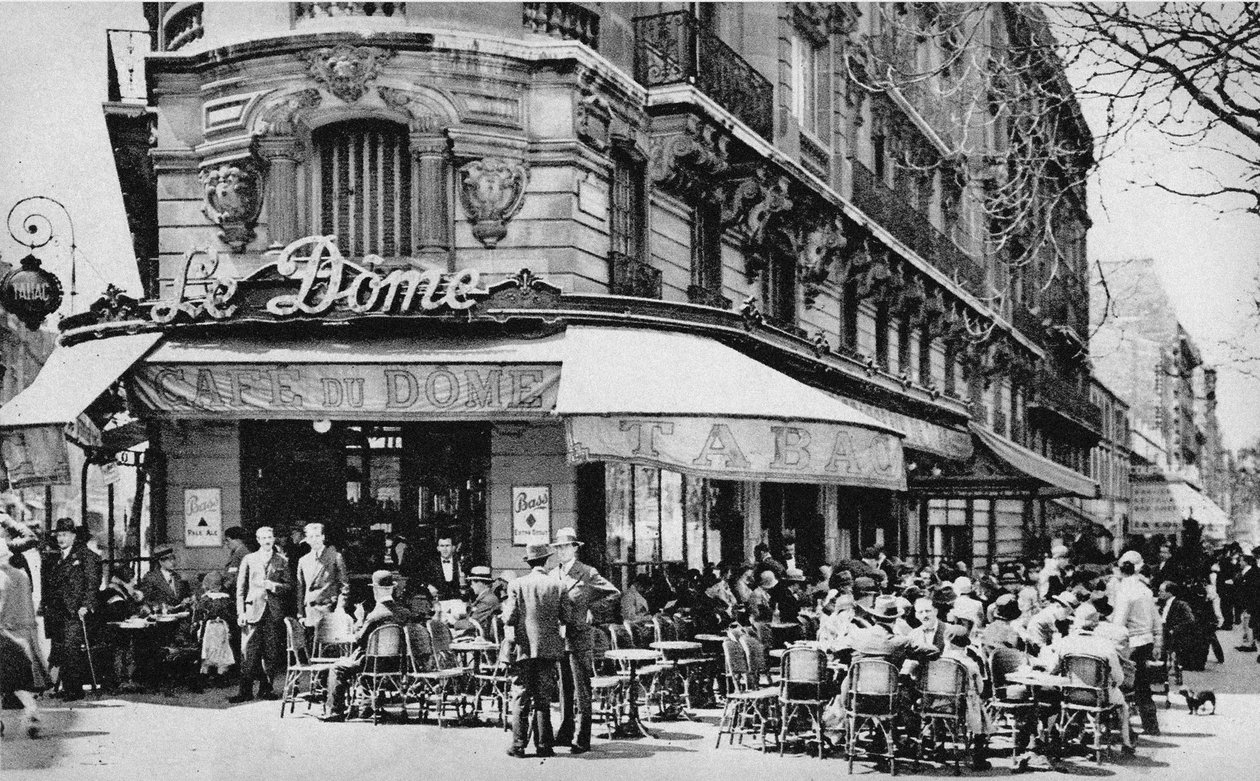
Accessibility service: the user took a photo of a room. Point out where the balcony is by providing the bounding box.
[850,160,986,295]
[1028,369,1103,441]
[633,11,774,140]
[609,252,662,300]
[1011,304,1045,343]
[522,3,600,50]
[293,3,407,22]
[161,2,203,51]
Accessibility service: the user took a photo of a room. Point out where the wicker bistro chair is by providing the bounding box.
[985,648,1037,759]
[311,611,354,663]
[352,623,408,724]
[281,617,336,718]
[1059,654,1122,764]
[715,637,779,749]
[472,638,515,729]
[916,658,970,775]
[779,646,830,758]
[844,658,901,776]
[404,624,469,726]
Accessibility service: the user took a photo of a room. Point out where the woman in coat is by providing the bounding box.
[0,522,48,737]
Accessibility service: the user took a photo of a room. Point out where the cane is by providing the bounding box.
[80,614,99,695]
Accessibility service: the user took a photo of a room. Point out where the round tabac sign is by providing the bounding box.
[0,254,63,330]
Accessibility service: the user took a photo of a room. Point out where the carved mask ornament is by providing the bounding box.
[303,44,395,103]
[460,157,529,248]
[199,161,264,253]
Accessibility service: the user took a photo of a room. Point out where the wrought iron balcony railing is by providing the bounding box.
[1030,369,1103,435]
[523,3,600,50]
[850,160,986,295]
[633,11,774,140]
[610,252,662,300]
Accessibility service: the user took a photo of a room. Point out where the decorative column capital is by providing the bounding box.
[459,157,529,249]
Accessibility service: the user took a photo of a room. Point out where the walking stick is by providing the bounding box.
[80,614,99,695]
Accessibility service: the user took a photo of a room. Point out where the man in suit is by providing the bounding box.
[43,518,101,700]
[422,534,465,601]
[467,565,501,637]
[549,526,619,754]
[140,547,192,611]
[504,543,574,758]
[295,522,348,628]
[321,570,409,721]
[230,526,291,703]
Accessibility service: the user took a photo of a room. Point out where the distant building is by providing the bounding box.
[1084,377,1130,550]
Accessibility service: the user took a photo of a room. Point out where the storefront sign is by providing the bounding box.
[512,485,551,546]
[184,487,223,547]
[132,363,560,419]
[0,254,64,331]
[0,424,71,488]
[566,416,906,490]
[265,235,487,317]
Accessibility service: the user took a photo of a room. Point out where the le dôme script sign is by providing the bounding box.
[131,363,560,418]
[566,416,906,490]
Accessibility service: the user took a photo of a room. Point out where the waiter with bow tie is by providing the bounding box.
[549,526,619,754]
[422,533,465,601]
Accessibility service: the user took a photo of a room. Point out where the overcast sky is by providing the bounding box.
[0,2,1257,452]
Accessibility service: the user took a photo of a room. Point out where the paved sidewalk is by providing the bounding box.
[5,628,1259,780]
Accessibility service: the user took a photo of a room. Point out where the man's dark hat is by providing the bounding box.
[523,543,552,563]
[993,593,1021,621]
[154,547,175,561]
[52,518,76,533]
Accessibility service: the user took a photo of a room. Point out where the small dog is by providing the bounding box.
[1178,688,1217,715]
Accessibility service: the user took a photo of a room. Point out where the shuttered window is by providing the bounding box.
[312,120,412,258]
[610,150,646,261]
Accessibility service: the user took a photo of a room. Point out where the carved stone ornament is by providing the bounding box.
[575,92,611,151]
[799,215,847,308]
[648,116,729,198]
[735,172,794,283]
[87,284,142,323]
[257,88,321,135]
[377,87,443,133]
[302,44,395,103]
[460,157,529,248]
[483,268,563,309]
[199,159,264,252]
[739,295,764,329]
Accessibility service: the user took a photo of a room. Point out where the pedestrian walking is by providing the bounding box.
[0,521,48,737]
[42,518,101,700]
[230,526,290,703]
[503,543,574,759]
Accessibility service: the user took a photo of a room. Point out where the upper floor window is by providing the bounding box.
[691,200,723,297]
[311,120,412,258]
[766,254,797,328]
[790,30,827,138]
[610,147,647,262]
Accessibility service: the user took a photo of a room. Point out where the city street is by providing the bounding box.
[6,627,1260,780]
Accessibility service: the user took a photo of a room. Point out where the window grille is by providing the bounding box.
[312,120,412,258]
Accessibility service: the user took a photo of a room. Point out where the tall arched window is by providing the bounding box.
[311,120,412,258]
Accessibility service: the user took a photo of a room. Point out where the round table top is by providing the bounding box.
[694,633,726,642]
[450,639,498,652]
[650,640,702,651]
[604,648,661,662]
[769,648,786,658]
[152,613,189,623]
[1006,670,1071,687]
[110,620,155,630]
[769,622,799,630]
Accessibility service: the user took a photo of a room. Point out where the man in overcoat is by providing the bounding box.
[43,518,101,699]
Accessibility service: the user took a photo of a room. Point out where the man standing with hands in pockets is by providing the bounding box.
[550,526,620,754]
[230,526,290,703]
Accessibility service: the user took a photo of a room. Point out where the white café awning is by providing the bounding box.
[1132,477,1231,536]
[557,326,906,490]
[0,332,162,428]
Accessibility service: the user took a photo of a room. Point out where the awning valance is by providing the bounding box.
[970,423,1099,499]
[557,327,906,490]
[0,333,162,428]
[1131,478,1230,536]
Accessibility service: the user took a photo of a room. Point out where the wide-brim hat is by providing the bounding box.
[1052,592,1079,609]
[548,526,583,548]
[468,565,493,582]
[784,568,807,582]
[993,594,1021,621]
[371,570,396,589]
[863,594,903,622]
[52,518,76,533]
[523,543,552,563]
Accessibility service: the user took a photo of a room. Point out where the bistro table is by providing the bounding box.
[649,640,706,716]
[1005,669,1073,754]
[604,648,661,738]
[449,638,497,676]
[108,615,187,690]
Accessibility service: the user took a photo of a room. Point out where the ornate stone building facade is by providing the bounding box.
[0,3,1101,582]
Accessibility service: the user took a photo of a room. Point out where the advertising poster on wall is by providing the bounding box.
[512,485,550,546]
[184,487,223,547]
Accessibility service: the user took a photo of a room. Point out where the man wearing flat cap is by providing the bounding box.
[141,547,192,612]
[549,526,619,754]
[504,543,575,758]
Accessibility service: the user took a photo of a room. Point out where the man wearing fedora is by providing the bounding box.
[504,543,575,758]
[548,526,619,754]
[849,594,940,668]
[140,547,192,611]
[43,518,101,700]
[230,526,291,703]
[467,565,500,638]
